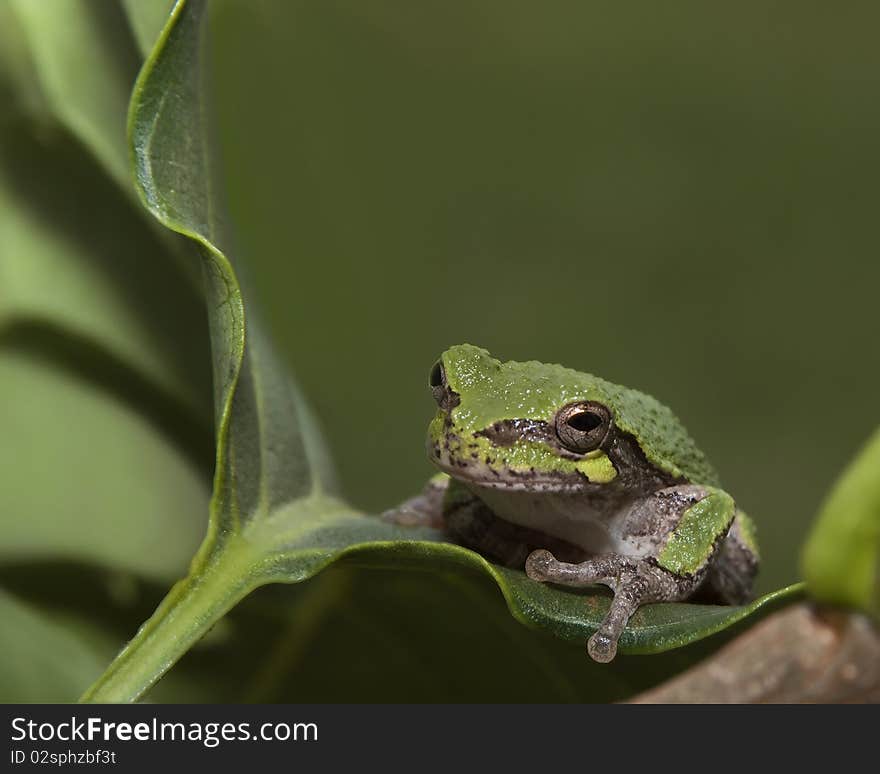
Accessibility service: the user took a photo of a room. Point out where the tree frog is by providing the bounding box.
[386,344,759,663]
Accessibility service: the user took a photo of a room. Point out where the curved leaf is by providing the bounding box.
[7,0,138,190]
[292,541,804,655]
[0,0,212,430]
[229,566,746,703]
[802,426,880,619]
[0,1,45,119]
[127,0,335,494]
[0,349,209,581]
[82,0,800,702]
[0,123,212,424]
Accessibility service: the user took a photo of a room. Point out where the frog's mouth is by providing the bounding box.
[428,434,596,493]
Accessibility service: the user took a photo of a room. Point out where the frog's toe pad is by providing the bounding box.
[525,549,556,581]
[587,632,618,663]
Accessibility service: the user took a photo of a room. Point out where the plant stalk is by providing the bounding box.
[79,537,260,703]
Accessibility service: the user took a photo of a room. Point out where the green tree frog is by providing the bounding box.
[386,344,759,663]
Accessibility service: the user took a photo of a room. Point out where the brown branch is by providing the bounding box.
[630,603,880,703]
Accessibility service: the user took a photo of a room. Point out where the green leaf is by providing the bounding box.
[0,1,45,119]
[327,548,804,656]
[802,426,880,619]
[79,0,801,702]
[7,0,139,190]
[0,349,209,582]
[0,123,213,425]
[222,566,723,703]
[1,0,212,427]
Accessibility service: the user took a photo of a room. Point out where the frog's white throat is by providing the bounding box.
[463,479,662,559]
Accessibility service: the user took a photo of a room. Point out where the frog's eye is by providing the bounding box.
[429,361,445,389]
[430,360,460,411]
[555,402,611,453]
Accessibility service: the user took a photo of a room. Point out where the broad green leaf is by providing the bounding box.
[291,545,803,656]
[802,426,880,619]
[0,349,209,581]
[0,565,650,703]
[0,0,212,422]
[7,0,139,190]
[0,123,213,423]
[3,0,201,290]
[0,1,46,120]
[219,567,721,703]
[172,566,797,703]
[81,0,801,702]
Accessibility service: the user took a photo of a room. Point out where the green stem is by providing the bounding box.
[79,537,260,703]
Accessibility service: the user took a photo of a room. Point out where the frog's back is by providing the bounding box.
[602,378,722,487]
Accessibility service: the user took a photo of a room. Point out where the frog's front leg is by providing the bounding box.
[525,550,695,662]
[525,486,737,663]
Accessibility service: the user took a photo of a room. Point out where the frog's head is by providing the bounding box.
[427,344,718,492]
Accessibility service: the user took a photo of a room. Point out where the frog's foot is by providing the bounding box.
[525,550,697,663]
[381,478,447,528]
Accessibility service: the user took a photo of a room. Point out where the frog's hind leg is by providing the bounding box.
[381,474,449,528]
[698,511,759,605]
[526,486,738,662]
[525,551,696,662]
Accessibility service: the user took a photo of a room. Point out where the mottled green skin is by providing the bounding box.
[658,490,735,575]
[424,344,761,581]
[737,510,760,557]
[430,344,721,486]
[411,345,759,661]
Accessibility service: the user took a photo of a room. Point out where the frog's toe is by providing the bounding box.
[381,505,421,525]
[525,549,556,581]
[587,632,618,663]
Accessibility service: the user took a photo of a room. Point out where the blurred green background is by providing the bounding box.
[212,0,880,594]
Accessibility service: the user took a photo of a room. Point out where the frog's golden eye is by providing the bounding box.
[555,402,611,454]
